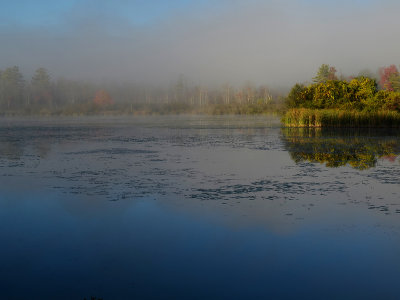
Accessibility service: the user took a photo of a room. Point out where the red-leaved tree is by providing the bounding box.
[379,65,399,91]
[93,90,114,106]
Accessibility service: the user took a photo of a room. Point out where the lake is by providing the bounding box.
[1,115,399,300]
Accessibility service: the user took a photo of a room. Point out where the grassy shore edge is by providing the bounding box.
[282,109,400,127]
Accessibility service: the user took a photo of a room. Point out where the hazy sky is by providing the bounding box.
[1,0,399,86]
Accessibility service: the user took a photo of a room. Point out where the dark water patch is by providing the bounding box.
[367,167,400,184]
[65,148,157,155]
[189,179,347,201]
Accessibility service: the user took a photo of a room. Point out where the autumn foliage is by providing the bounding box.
[93,90,114,106]
[379,65,399,91]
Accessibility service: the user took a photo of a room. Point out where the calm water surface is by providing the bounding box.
[1,115,400,299]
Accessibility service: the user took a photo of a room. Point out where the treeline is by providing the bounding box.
[0,66,284,115]
[286,64,400,112]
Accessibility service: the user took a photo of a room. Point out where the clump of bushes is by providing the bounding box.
[286,77,400,112]
[283,64,400,127]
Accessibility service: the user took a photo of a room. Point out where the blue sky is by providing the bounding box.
[0,0,221,27]
[0,0,377,28]
[0,0,76,26]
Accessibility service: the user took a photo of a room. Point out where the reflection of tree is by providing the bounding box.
[35,140,51,159]
[0,140,51,160]
[281,128,400,170]
[0,141,24,160]
[0,135,53,161]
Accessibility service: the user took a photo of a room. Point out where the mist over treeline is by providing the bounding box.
[0,65,287,114]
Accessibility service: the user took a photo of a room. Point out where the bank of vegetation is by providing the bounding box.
[283,64,400,127]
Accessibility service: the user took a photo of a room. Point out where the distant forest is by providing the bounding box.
[0,66,285,115]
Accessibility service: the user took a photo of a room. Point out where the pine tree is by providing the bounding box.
[313,64,337,83]
[1,66,24,108]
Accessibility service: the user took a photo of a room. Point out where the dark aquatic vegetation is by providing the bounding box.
[0,116,400,300]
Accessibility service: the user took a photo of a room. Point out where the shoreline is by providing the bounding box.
[282,108,400,128]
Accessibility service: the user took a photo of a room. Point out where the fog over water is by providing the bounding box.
[1,0,400,86]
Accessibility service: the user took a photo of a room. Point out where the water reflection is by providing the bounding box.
[282,128,400,169]
[1,117,399,224]
[1,117,400,299]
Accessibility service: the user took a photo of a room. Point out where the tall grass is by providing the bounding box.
[282,109,400,127]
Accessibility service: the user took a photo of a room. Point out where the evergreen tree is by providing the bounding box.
[313,64,337,83]
[1,66,24,109]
